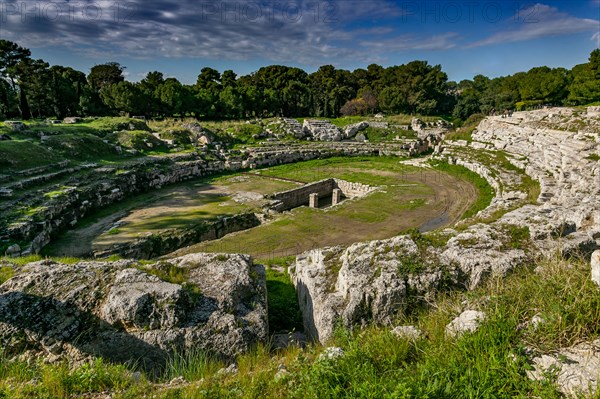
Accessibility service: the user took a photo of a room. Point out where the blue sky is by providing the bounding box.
[0,0,598,83]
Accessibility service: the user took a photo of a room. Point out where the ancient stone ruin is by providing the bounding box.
[267,178,376,212]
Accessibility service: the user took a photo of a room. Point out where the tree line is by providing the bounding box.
[1,39,599,122]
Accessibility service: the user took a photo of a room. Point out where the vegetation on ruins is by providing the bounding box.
[1,39,599,122]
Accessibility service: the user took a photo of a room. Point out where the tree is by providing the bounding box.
[0,40,32,118]
[88,62,125,91]
[15,58,53,119]
[196,67,221,93]
[567,50,600,105]
[99,81,143,115]
[50,66,87,118]
[157,78,185,116]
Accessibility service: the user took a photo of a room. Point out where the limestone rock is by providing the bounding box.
[302,120,342,141]
[63,117,82,124]
[289,236,447,344]
[344,121,369,139]
[4,121,26,131]
[528,340,600,398]
[182,122,203,134]
[4,244,21,257]
[592,250,600,287]
[391,325,423,340]
[445,310,486,337]
[0,253,268,370]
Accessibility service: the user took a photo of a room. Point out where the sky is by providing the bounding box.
[0,0,598,84]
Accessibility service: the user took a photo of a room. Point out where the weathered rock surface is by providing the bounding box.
[302,120,342,141]
[3,121,26,131]
[592,250,600,287]
[445,310,486,337]
[0,253,268,370]
[343,121,369,139]
[290,226,526,343]
[528,340,600,398]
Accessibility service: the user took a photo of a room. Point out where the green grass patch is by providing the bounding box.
[42,134,118,161]
[265,261,303,333]
[0,140,65,171]
[106,130,167,152]
[0,266,15,284]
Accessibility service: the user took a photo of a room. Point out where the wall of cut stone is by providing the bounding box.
[269,179,336,211]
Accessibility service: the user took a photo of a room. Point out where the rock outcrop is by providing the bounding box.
[302,120,342,141]
[0,253,268,370]
[290,227,527,343]
[592,250,600,287]
[528,340,600,398]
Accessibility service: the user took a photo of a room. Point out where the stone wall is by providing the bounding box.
[333,179,376,198]
[268,178,377,212]
[269,179,336,212]
[93,213,261,259]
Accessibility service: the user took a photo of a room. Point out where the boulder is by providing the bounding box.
[592,250,600,287]
[4,244,20,257]
[355,133,367,142]
[0,253,268,371]
[0,134,12,141]
[411,118,426,132]
[289,236,447,343]
[445,310,486,337]
[343,121,369,139]
[3,121,25,131]
[527,340,600,398]
[302,120,342,141]
[182,122,203,134]
[63,117,82,124]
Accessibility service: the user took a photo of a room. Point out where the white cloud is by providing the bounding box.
[0,0,456,67]
[468,3,599,48]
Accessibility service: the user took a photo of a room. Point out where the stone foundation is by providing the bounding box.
[268,178,376,212]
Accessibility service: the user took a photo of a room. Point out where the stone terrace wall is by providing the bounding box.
[333,179,376,198]
[269,179,336,212]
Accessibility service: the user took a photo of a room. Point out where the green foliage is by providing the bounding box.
[164,349,223,383]
[586,154,600,161]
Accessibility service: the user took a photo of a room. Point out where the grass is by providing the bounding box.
[173,156,481,259]
[42,134,118,160]
[265,260,304,333]
[0,140,65,171]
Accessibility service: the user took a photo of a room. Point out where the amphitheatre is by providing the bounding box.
[1,107,600,397]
